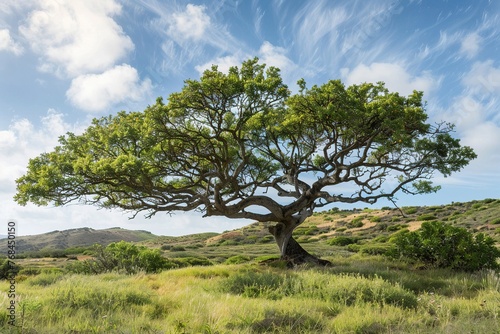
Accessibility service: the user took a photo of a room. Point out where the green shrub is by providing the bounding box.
[327,236,358,246]
[258,235,274,243]
[224,255,251,264]
[346,244,361,253]
[491,218,500,225]
[19,267,41,276]
[417,214,437,221]
[387,224,408,232]
[0,258,21,280]
[404,207,418,214]
[173,257,212,267]
[359,243,392,255]
[389,221,500,271]
[347,217,364,228]
[66,241,168,274]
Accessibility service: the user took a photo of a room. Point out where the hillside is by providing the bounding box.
[10,198,500,259]
[141,198,500,263]
[13,227,156,253]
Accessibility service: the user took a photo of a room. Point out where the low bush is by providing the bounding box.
[0,258,20,279]
[417,214,437,221]
[66,241,168,274]
[389,221,500,271]
[327,236,358,246]
[403,207,418,214]
[347,217,364,228]
[172,257,212,267]
[359,243,392,255]
[224,255,252,264]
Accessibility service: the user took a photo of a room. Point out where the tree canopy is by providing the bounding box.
[15,58,477,264]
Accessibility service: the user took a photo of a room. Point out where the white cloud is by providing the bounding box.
[19,0,133,77]
[446,95,485,129]
[462,60,500,96]
[462,121,500,159]
[195,54,246,75]
[259,42,296,73]
[460,32,481,58]
[0,110,78,193]
[167,4,210,42]
[195,42,299,85]
[0,28,23,55]
[441,60,500,180]
[341,62,437,96]
[66,64,152,112]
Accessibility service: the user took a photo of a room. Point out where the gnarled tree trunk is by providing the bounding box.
[269,222,331,267]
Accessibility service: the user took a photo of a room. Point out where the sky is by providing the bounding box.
[1,0,499,237]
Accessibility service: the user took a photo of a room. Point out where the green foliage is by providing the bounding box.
[14,58,476,241]
[359,243,392,255]
[417,213,437,221]
[404,207,418,214]
[172,257,212,267]
[0,258,20,280]
[389,221,500,271]
[224,255,252,264]
[327,236,358,246]
[66,241,167,274]
[347,216,364,228]
[170,245,186,251]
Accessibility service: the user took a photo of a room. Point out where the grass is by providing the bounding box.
[1,257,499,333]
[2,198,499,333]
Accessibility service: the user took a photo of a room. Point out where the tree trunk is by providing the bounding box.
[268,222,331,267]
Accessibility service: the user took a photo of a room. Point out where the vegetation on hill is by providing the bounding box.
[11,227,157,255]
[1,198,499,333]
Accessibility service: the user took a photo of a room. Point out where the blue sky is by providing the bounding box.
[1,0,499,236]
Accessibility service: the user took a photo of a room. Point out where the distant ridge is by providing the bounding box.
[8,227,157,253]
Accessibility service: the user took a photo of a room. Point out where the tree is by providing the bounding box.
[15,58,477,266]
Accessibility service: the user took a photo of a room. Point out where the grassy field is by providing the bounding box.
[1,198,499,333]
[1,257,499,333]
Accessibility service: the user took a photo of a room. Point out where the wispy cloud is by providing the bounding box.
[138,1,243,73]
[0,28,23,55]
[459,32,481,58]
[288,0,406,75]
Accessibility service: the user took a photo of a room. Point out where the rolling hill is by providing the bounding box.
[8,198,500,258]
[11,227,157,253]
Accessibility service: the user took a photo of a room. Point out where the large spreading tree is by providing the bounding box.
[15,58,476,265]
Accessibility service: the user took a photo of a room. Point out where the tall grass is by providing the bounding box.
[0,261,499,333]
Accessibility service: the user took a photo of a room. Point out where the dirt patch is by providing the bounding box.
[407,221,422,231]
